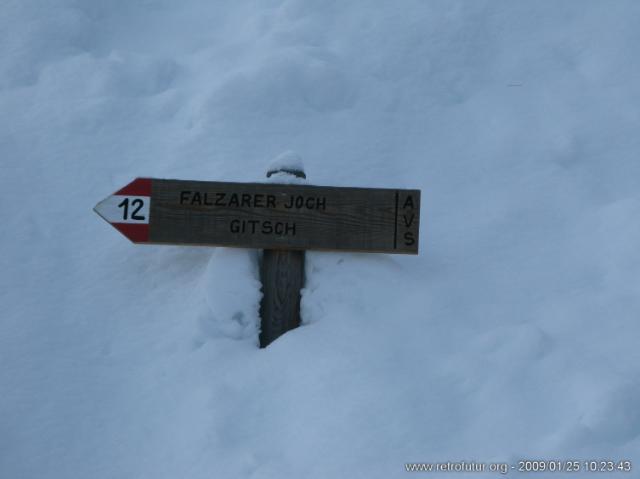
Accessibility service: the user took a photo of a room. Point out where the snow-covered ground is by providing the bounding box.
[2,1,639,477]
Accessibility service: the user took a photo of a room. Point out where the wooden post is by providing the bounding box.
[259,167,306,348]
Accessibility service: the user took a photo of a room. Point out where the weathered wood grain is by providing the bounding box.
[259,249,304,347]
[147,179,420,254]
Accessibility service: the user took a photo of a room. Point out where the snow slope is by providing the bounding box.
[2,1,639,477]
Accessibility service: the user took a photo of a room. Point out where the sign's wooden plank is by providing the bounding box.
[95,178,420,254]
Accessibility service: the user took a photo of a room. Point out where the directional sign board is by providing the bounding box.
[94,178,420,254]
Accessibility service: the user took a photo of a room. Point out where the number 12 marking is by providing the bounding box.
[118,198,146,221]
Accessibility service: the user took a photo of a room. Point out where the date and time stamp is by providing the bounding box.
[514,460,632,473]
[404,459,633,474]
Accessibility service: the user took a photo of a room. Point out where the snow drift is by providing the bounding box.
[1,1,639,477]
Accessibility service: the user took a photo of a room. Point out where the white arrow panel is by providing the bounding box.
[94,195,150,224]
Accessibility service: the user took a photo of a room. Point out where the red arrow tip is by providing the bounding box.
[115,177,152,196]
[94,178,152,243]
[112,223,150,243]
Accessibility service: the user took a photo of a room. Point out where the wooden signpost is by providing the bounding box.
[260,167,307,347]
[94,175,421,346]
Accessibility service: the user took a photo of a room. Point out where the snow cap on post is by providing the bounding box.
[266,151,306,183]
